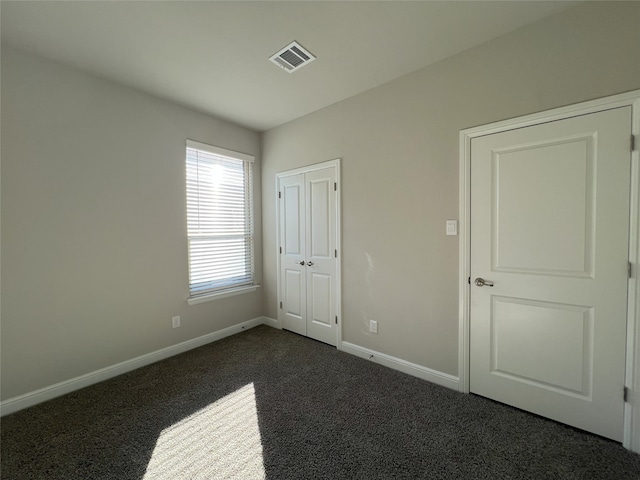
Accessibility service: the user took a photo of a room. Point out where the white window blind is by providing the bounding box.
[186,140,255,298]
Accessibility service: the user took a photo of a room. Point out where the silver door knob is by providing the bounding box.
[475,278,494,287]
[307,261,314,266]
[298,261,305,266]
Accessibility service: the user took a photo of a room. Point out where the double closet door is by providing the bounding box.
[277,161,340,346]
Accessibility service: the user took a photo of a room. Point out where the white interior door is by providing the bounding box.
[278,163,339,346]
[470,107,632,441]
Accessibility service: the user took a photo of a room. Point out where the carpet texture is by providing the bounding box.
[1,325,639,479]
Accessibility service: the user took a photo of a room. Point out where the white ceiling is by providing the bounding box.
[1,1,577,132]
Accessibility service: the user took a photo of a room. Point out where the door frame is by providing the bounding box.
[458,90,640,451]
[275,158,342,349]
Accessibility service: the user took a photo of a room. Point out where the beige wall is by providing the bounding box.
[261,2,640,376]
[1,47,263,400]
[2,2,639,403]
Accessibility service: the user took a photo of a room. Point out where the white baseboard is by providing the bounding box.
[341,341,459,391]
[0,316,270,417]
[262,316,280,329]
[2,319,458,417]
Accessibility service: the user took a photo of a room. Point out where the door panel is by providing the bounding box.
[284,184,303,256]
[279,174,306,336]
[309,272,332,326]
[308,177,331,258]
[492,136,594,276]
[470,107,632,441]
[491,296,592,396]
[284,269,303,318]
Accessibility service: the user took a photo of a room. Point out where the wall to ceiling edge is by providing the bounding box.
[261,1,640,376]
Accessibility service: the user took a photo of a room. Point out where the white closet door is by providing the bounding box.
[279,173,306,336]
[305,167,337,346]
[278,162,339,347]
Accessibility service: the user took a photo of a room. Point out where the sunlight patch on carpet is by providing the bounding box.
[143,383,265,479]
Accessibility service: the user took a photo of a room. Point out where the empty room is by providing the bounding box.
[2,1,640,478]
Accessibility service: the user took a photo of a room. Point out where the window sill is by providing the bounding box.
[187,285,260,306]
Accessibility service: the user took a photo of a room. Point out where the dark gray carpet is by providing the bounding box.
[2,325,639,479]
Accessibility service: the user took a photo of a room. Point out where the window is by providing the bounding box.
[186,140,255,300]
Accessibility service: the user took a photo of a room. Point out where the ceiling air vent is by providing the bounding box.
[269,41,316,73]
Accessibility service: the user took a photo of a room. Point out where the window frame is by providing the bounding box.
[185,139,258,304]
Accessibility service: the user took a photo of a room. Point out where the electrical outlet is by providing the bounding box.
[172,316,181,328]
[369,320,378,334]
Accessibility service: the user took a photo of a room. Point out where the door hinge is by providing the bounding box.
[629,261,633,278]
[468,276,471,285]
[280,247,282,254]
[632,134,636,152]
[335,315,338,324]
[278,191,282,199]
[279,301,283,309]
[624,386,629,403]
[335,249,337,258]
[334,182,337,191]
